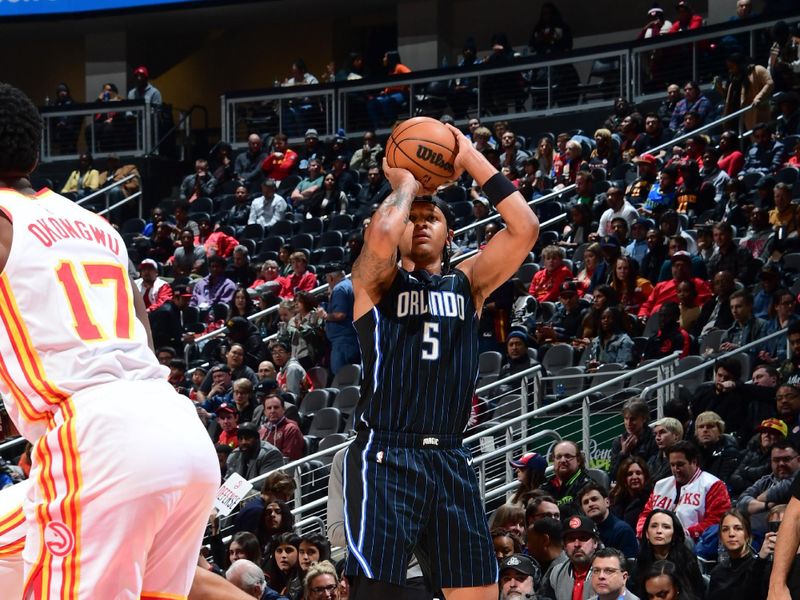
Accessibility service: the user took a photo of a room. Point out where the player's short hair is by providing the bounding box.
[0,84,42,176]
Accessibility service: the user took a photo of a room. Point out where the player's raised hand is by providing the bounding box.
[443,123,473,181]
[382,158,423,196]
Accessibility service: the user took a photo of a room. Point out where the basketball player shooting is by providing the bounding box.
[343,123,539,600]
[0,83,219,599]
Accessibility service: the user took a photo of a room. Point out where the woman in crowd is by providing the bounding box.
[509,451,548,505]
[491,528,524,561]
[60,152,100,200]
[609,456,652,531]
[303,561,341,600]
[586,306,636,369]
[578,284,619,343]
[635,509,705,598]
[286,291,327,370]
[610,255,652,316]
[255,499,295,551]
[489,503,526,540]
[278,244,294,275]
[707,509,772,600]
[264,531,302,597]
[228,286,256,320]
[576,243,608,294]
[305,172,348,219]
[641,560,700,600]
[227,531,262,568]
[534,136,555,177]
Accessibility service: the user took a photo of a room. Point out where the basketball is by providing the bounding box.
[385,116,458,191]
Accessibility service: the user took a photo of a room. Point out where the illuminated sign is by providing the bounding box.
[0,0,204,17]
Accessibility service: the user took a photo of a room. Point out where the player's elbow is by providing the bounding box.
[514,210,539,248]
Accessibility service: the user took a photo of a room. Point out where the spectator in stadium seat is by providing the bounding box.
[196,214,240,258]
[227,250,257,290]
[128,64,162,105]
[657,85,682,130]
[259,394,304,461]
[638,5,672,39]
[226,421,284,480]
[353,165,391,219]
[640,165,678,215]
[134,258,173,312]
[170,228,207,278]
[60,152,100,200]
[639,229,666,284]
[638,251,711,318]
[597,184,638,237]
[500,131,530,172]
[589,129,619,171]
[275,252,317,300]
[349,131,382,175]
[261,134,298,185]
[668,81,711,132]
[98,154,140,204]
[529,245,574,302]
[271,340,310,397]
[584,307,635,370]
[231,378,257,424]
[540,441,593,516]
[730,418,787,495]
[289,158,324,214]
[694,410,741,482]
[234,133,268,192]
[223,185,252,228]
[641,301,691,360]
[633,117,670,160]
[297,129,327,175]
[692,270,736,338]
[190,255,237,309]
[776,384,800,444]
[609,401,657,478]
[577,483,638,559]
[328,154,357,199]
[636,441,731,541]
[199,364,234,411]
[770,182,797,234]
[740,208,773,261]
[180,158,218,202]
[718,53,774,134]
[498,554,541,600]
[214,402,240,448]
[719,289,767,358]
[527,516,566,584]
[533,280,585,345]
[634,510,705,599]
[738,440,799,525]
[777,323,800,384]
[226,558,286,599]
[708,222,758,284]
[648,418,684,482]
[541,515,598,600]
[700,147,731,204]
[668,1,702,33]
[367,50,411,129]
[248,179,288,229]
[716,130,745,177]
[324,267,359,376]
[302,561,340,600]
[690,358,751,442]
[743,123,786,175]
[554,140,584,187]
[304,172,348,219]
[588,548,638,600]
[258,362,278,382]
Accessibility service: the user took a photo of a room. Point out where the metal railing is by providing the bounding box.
[640,326,789,417]
[74,173,143,219]
[219,14,798,148]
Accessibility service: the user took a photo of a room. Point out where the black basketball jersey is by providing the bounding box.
[353,267,479,435]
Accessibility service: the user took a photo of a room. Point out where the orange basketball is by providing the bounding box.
[385,116,458,191]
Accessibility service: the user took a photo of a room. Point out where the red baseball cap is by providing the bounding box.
[133,65,149,78]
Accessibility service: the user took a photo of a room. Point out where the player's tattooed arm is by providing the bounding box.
[377,185,416,224]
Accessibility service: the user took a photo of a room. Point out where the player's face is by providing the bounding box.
[298,541,321,570]
[400,203,451,267]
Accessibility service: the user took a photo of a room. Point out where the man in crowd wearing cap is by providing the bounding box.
[248,178,288,229]
[289,158,324,214]
[465,197,492,249]
[577,484,638,559]
[214,402,240,448]
[324,266,359,376]
[588,548,638,600]
[226,422,285,480]
[499,554,543,600]
[738,440,800,529]
[534,281,585,346]
[510,452,548,505]
[627,154,659,207]
[297,128,327,176]
[501,330,537,378]
[638,250,712,318]
[191,254,238,309]
[640,165,678,216]
[234,133,268,192]
[540,441,593,517]
[180,158,219,202]
[199,364,234,414]
[128,64,162,105]
[329,153,358,198]
[259,394,304,461]
[636,440,731,541]
[541,515,598,600]
[135,258,173,312]
[350,130,383,175]
[730,418,788,495]
[596,183,638,238]
[637,5,672,39]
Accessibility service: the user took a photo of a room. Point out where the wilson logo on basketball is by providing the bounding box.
[415,145,454,173]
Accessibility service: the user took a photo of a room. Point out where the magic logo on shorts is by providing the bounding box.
[415,145,454,173]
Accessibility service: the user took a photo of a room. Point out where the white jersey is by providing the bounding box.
[0,188,165,441]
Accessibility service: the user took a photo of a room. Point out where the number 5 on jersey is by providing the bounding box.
[56,261,133,341]
[422,321,439,360]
